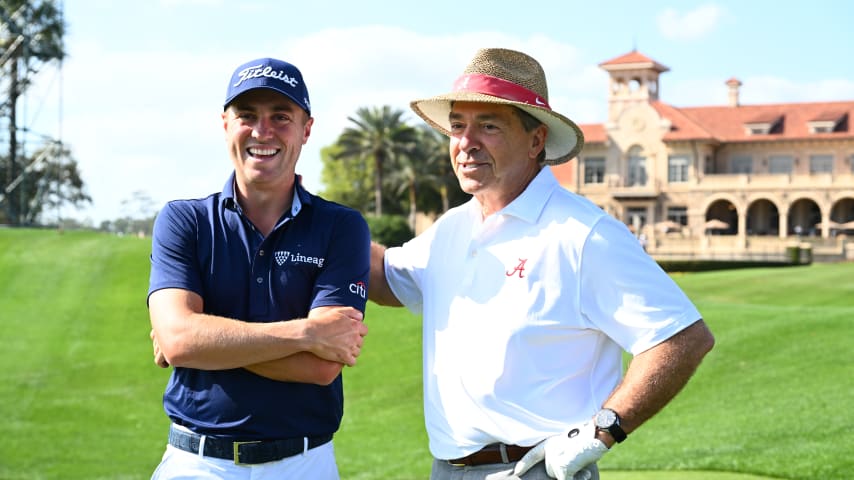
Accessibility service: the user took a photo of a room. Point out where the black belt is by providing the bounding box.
[448,443,534,466]
[168,424,334,465]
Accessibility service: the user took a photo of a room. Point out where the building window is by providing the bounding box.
[769,155,794,174]
[809,155,833,174]
[744,115,782,135]
[667,206,688,225]
[583,157,605,184]
[626,207,647,229]
[808,113,844,133]
[627,155,647,186]
[704,155,714,174]
[668,155,689,183]
[731,155,752,174]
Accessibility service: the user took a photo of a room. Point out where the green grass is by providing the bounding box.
[0,228,852,479]
[0,228,167,479]
[593,265,854,478]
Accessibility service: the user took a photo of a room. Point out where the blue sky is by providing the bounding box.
[22,0,854,224]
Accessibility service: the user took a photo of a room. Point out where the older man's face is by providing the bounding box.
[447,102,546,211]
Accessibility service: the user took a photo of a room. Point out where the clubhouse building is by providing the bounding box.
[553,51,854,262]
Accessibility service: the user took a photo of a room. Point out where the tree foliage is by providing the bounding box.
[1,0,69,225]
[0,0,64,61]
[0,142,90,224]
[387,126,459,231]
[364,214,412,247]
[319,143,374,213]
[334,106,418,216]
[323,106,470,230]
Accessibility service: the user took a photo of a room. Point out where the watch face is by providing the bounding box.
[596,409,617,428]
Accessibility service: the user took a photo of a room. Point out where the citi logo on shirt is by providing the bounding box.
[274,251,325,268]
[349,281,367,299]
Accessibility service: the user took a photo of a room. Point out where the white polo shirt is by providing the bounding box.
[384,167,702,460]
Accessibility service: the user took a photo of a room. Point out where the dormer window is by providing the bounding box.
[744,113,783,135]
[747,124,771,135]
[808,112,846,134]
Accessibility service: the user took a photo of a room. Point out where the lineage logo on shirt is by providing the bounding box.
[274,251,325,268]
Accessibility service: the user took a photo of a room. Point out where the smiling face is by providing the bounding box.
[222,89,313,194]
[447,101,547,215]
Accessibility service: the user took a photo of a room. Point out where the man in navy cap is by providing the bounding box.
[147,57,371,479]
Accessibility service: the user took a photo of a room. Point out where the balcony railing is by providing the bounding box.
[576,172,853,196]
[696,172,852,189]
[606,176,661,198]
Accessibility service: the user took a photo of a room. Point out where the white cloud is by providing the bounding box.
[53,39,233,223]
[36,17,851,225]
[739,76,854,104]
[657,4,726,41]
[52,26,597,224]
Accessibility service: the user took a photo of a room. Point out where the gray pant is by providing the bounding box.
[430,458,599,480]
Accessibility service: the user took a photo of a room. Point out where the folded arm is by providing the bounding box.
[241,305,368,385]
[149,288,367,384]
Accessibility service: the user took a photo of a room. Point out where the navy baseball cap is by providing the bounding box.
[223,58,311,115]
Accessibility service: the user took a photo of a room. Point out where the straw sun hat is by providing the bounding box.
[410,48,584,165]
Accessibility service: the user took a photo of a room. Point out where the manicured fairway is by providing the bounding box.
[0,228,850,479]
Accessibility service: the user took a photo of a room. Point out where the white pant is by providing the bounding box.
[151,441,339,480]
[430,458,599,480]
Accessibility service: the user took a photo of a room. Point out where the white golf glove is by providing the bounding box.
[512,420,609,480]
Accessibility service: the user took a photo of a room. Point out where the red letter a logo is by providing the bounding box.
[505,258,527,278]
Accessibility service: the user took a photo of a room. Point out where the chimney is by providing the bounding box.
[726,77,742,107]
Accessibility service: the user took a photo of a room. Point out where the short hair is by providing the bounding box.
[512,107,547,165]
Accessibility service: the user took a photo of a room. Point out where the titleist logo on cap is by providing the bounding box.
[224,57,311,114]
[234,64,299,89]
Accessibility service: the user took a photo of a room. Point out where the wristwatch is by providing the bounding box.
[594,408,627,443]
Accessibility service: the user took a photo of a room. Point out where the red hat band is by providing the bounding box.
[452,73,551,110]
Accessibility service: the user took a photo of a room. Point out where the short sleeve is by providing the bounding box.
[310,208,371,313]
[383,224,440,315]
[147,201,203,304]
[579,215,702,355]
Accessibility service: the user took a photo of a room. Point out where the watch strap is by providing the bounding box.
[606,421,627,443]
[596,408,627,443]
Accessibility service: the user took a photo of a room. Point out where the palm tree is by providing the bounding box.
[417,126,455,214]
[334,106,417,216]
[386,126,454,231]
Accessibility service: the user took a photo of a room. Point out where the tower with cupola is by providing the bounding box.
[599,50,670,124]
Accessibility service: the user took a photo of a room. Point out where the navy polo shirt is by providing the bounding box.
[147,173,370,440]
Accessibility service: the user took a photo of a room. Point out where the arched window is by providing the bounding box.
[627,146,647,187]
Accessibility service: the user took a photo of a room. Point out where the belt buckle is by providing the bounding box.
[233,440,262,466]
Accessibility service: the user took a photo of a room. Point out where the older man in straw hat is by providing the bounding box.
[369,48,714,479]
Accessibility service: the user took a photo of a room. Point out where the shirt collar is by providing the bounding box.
[222,172,310,217]
[469,166,558,224]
